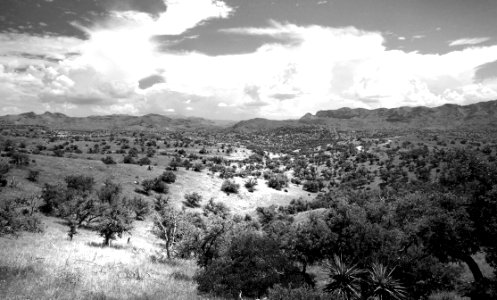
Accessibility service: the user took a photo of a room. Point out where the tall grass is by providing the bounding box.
[0,217,211,300]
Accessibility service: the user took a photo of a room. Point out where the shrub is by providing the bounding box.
[184,192,202,208]
[26,169,40,182]
[267,174,288,191]
[138,157,151,166]
[65,175,95,192]
[244,178,258,192]
[10,152,30,166]
[1,196,44,236]
[302,180,323,193]
[193,162,204,172]
[161,171,176,183]
[123,155,135,164]
[101,156,116,164]
[143,178,168,194]
[127,196,151,220]
[221,180,240,194]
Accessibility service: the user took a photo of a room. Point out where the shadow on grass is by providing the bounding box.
[86,241,127,250]
[169,271,192,282]
[0,265,37,283]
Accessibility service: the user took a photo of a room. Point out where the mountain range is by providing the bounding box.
[233,100,497,132]
[0,112,230,131]
[1,100,496,132]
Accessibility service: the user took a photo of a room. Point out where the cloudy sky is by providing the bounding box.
[1,0,497,120]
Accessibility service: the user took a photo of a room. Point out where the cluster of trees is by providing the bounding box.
[40,175,149,246]
[148,149,497,300]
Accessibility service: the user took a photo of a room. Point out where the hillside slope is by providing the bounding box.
[0,112,227,131]
[232,100,497,132]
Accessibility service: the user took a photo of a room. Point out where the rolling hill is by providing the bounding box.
[0,112,231,131]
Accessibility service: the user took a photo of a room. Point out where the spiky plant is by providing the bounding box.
[368,263,407,300]
[324,255,363,300]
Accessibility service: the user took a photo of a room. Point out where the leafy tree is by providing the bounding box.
[126,196,150,220]
[65,175,95,192]
[97,198,133,246]
[195,230,304,298]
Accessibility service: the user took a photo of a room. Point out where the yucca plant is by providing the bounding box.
[367,263,407,300]
[324,255,363,300]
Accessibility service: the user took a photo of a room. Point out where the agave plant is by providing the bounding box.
[367,263,407,300]
[324,255,363,300]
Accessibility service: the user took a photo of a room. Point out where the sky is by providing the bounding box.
[1,0,497,120]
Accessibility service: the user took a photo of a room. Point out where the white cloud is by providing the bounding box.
[449,37,491,47]
[2,8,497,119]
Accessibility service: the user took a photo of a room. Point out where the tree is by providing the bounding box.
[195,230,304,298]
[126,196,150,220]
[153,198,186,259]
[97,198,133,246]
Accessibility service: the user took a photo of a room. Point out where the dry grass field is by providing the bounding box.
[0,216,206,300]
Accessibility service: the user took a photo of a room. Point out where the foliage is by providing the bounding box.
[153,197,188,259]
[126,196,151,220]
[161,170,176,183]
[267,174,288,190]
[221,179,240,194]
[65,175,95,192]
[184,192,202,208]
[0,195,44,236]
[244,178,258,192]
[194,230,305,298]
[26,169,40,182]
[324,255,363,300]
[302,180,323,193]
[97,198,133,246]
[101,156,116,164]
[267,284,328,300]
[367,263,407,300]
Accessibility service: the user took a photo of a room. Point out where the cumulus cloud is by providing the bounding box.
[1,5,497,119]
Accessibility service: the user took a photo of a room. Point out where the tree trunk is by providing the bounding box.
[460,254,484,283]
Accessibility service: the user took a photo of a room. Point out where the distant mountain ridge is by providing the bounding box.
[2,100,496,132]
[0,112,231,131]
[233,100,497,132]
